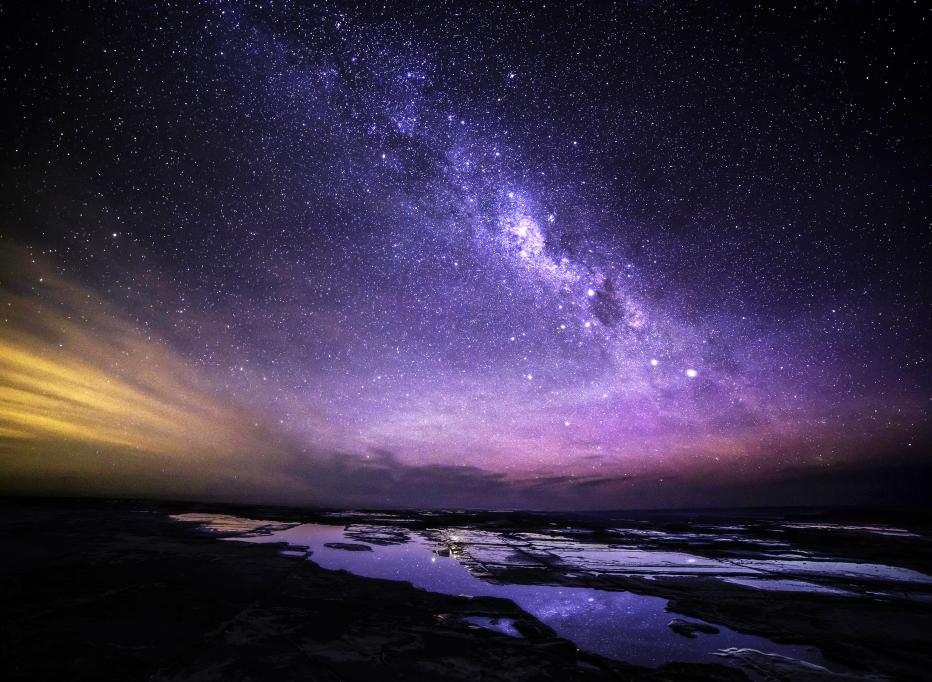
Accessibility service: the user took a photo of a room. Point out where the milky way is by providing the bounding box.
[1,2,928,508]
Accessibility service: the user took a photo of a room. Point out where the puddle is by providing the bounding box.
[175,514,830,669]
[463,616,523,637]
[732,559,932,584]
[723,577,859,596]
[784,523,920,538]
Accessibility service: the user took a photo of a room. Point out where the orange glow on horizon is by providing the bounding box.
[0,252,309,500]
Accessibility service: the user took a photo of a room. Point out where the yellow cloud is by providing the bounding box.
[0,251,310,501]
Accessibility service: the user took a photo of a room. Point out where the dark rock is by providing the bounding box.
[668,618,720,638]
[323,541,373,551]
[0,498,748,681]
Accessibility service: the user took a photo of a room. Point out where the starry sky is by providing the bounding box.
[1,1,929,509]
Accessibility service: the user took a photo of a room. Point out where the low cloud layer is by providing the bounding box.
[2,251,927,510]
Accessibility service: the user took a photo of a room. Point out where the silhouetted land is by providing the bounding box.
[2,497,930,680]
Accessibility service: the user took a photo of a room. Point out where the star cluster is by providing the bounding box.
[1,1,927,508]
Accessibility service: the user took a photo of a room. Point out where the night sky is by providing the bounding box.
[1,1,928,509]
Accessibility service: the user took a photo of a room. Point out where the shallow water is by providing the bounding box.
[180,516,830,668]
[462,615,523,637]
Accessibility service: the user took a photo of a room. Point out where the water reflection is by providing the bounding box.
[227,521,826,668]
